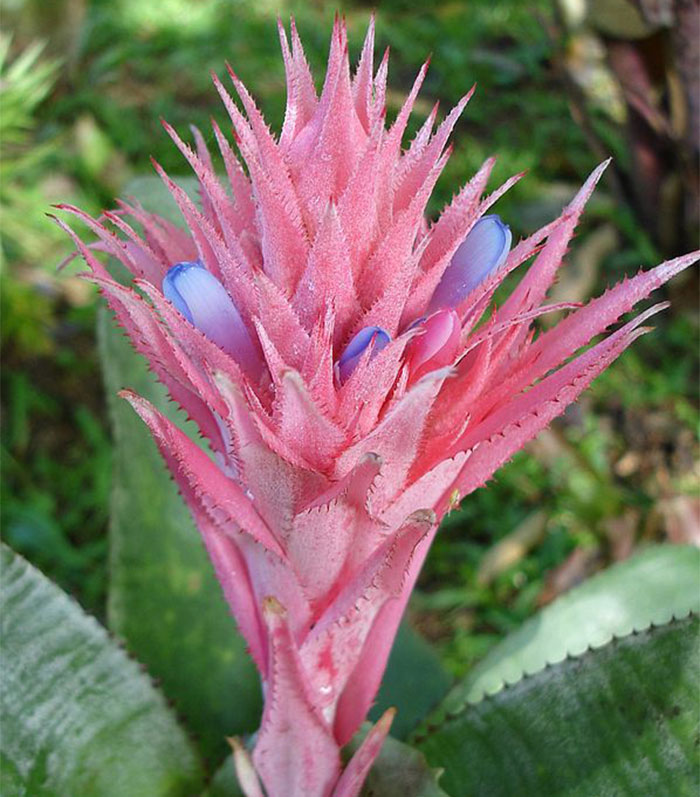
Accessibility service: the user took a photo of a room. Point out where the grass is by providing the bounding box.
[2,0,697,673]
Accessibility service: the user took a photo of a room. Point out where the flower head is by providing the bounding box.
[57,16,698,797]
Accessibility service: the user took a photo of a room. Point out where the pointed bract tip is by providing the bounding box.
[360,451,384,468]
[118,390,155,424]
[448,88,475,118]
[227,736,245,754]
[118,388,139,403]
[229,737,265,797]
[280,367,307,388]
[225,61,244,89]
[583,158,612,188]
[561,159,612,218]
[262,595,287,618]
[333,706,395,797]
[377,706,397,729]
[657,248,700,276]
[593,157,612,178]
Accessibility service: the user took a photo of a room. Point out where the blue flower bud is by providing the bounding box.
[428,215,512,312]
[163,260,259,373]
[337,326,391,384]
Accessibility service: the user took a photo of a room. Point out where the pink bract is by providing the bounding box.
[57,16,698,797]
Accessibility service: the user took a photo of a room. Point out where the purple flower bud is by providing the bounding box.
[336,326,391,384]
[163,260,260,375]
[428,214,512,312]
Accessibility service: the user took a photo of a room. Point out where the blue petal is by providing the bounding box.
[162,261,200,324]
[428,215,512,312]
[337,326,391,383]
[162,261,258,371]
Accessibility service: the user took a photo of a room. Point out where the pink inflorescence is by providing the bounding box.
[57,16,698,797]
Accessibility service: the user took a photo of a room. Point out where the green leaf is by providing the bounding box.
[415,615,699,796]
[99,299,261,765]
[201,754,244,797]
[438,544,700,713]
[370,620,452,739]
[0,544,205,797]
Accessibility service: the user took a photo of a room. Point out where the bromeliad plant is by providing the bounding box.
[4,15,697,797]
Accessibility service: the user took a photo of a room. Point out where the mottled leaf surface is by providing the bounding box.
[0,544,204,797]
[435,544,700,714]
[415,615,699,797]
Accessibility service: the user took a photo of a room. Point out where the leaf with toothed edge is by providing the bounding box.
[428,544,700,719]
[0,544,205,797]
[414,614,699,797]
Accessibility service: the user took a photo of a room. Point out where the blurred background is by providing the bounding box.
[1,0,698,677]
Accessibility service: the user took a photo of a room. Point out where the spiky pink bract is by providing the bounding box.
[59,16,699,797]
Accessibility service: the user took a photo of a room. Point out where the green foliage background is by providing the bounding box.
[1,0,698,681]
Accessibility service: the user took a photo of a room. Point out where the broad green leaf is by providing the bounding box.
[415,615,699,797]
[370,620,452,739]
[438,544,700,713]
[0,544,205,797]
[99,302,261,764]
[204,732,448,797]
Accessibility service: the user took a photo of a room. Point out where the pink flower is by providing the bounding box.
[57,16,698,797]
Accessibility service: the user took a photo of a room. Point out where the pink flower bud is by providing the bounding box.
[406,309,461,383]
